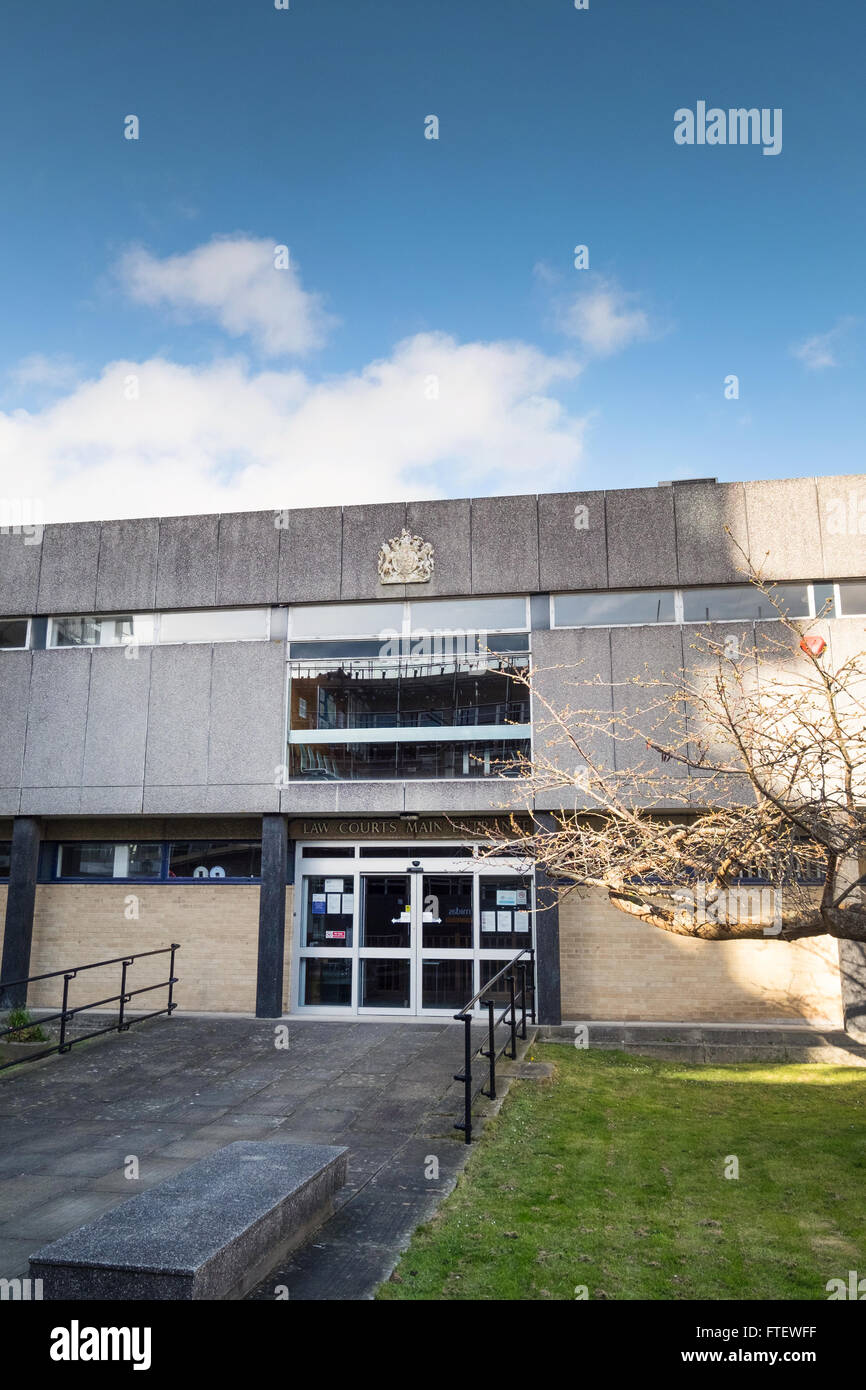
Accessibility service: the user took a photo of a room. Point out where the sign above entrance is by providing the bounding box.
[290,816,531,840]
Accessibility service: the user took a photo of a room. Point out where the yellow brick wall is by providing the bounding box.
[1,883,295,1017]
[559,887,843,1025]
[23,885,262,1015]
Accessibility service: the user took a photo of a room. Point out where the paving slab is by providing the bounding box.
[0,1015,474,1294]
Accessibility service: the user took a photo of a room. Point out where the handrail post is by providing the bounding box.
[59,972,73,1053]
[519,962,527,1040]
[508,973,517,1059]
[167,943,179,1015]
[462,1014,472,1144]
[118,960,130,1032]
[486,998,496,1101]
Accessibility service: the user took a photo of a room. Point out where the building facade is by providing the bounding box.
[0,475,863,1028]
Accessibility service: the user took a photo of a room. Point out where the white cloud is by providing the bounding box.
[791,317,855,371]
[557,278,652,357]
[0,333,585,522]
[8,354,82,391]
[117,235,336,357]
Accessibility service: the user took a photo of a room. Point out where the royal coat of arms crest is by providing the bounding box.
[377,528,434,585]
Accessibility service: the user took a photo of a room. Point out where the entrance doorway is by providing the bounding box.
[293,844,534,1016]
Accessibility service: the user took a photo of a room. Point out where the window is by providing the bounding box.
[56,842,162,879]
[288,738,527,780]
[46,608,268,648]
[408,596,527,632]
[302,875,354,945]
[49,615,155,647]
[287,650,531,781]
[157,608,269,643]
[167,841,261,879]
[838,580,866,616]
[479,876,533,949]
[681,584,809,623]
[289,655,529,733]
[0,619,28,649]
[554,590,675,627]
[289,596,528,644]
[290,602,404,641]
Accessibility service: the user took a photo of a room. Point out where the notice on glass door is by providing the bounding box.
[311,893,326,915]
[324,879,343,893]
[341,893,354,915]
[481,911,496,933]
[326,893,342,914]
[515,911,529,933]
[497,910,512,932]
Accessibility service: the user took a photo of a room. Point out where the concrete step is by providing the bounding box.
[30,1140,347,1300]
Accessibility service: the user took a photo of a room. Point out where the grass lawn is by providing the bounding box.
[378,1045,866,1300]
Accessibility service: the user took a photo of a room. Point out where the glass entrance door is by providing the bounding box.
[359,874,412,1010]
[295,847,534,1016]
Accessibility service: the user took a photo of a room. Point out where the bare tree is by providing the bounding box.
[474,554,866,943]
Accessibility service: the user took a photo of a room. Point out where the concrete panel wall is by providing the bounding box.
[406,497,471,598]
[743,478,823,581]
[0,533,41,615]
[0,652,31,789]
[22,650,91,788]
[144,644,213,787]
[538,491,607,592]
[96,518,159,612]
[816,473,866,578]
[216,511,279,606]
[208,641,285,786]
[342,502,407,601]
[278,506,342,603]
[36,523,101,614]
[606,487,676,589]
[471,494,539,594]
[674,481,750,585]
[609,624,686,777]
[5,477,861,624]
[82,647,152,788]
[155,514,219,610]
[531,628,613,806]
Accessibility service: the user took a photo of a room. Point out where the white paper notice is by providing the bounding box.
[481,911,496,933]
[324,879,343,893]
[496,889,517,906]
[497,910,512,933]
[515,911,529,933]
[326,893,341,914]
[341,893,354,915]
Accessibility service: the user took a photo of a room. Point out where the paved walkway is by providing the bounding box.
[0,1016,477,1298]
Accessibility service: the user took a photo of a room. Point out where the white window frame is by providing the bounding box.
[0,616,31,650]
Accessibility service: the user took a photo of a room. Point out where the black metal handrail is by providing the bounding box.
[452,946,535,1144]
[0,944,180,1072]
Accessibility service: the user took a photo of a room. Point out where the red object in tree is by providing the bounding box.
[800,635,827,658]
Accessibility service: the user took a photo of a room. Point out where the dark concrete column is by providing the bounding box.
[533,813,562,1025]
[534,864,562,1025]
[255,814,288,1018]
[0,817,42,1009]
[839,940,866,1043]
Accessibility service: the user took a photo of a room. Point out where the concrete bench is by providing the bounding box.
[29,1141,347,1300]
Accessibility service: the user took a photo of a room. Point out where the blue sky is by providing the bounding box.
[0,0,862,520]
